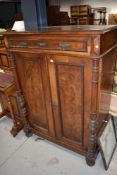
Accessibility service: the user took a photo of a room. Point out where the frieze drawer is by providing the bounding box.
[8,37,91,53]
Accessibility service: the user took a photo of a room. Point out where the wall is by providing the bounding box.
[0,2,21,21]
[49,0,117,23]
[0,2,21,28]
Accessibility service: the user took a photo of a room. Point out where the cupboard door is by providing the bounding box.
[14,52,55,137]
[48,55,92,147]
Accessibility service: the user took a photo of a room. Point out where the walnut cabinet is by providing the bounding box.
[4,25,117,166]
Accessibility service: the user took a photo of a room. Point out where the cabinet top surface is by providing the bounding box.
[3,25,117,35]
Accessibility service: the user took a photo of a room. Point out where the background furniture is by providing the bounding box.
[47,5,60,26]
[91,7,107,25]
[0,34,14,117]
[4,25,117,166]
[0,34,23,136]
[70,5,94,25]
[108,14,117,25]
[47,5,70,26]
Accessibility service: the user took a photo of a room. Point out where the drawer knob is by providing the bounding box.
[19,42,28,48]
[50,59,54,63]
[103,120,108,123]
[59,42,70,50]
[37,42,47,47]
[95,45,99,49]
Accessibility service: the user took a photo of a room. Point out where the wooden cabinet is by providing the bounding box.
[70,15,94,25]
[4,25,117,165]
[71,5,90,17]
[0,34,23,136]
[0,35,10,70]
[47,6,70,26]
[70,5,93,25]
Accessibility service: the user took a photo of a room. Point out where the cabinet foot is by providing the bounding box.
[85,149,96,166]
[24,124,33,137]
[86,157,95,166]
[10,122,23,137]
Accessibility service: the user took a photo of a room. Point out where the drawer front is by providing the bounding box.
[9,37,91,53]
[71,6,79,16]
[79,6,89,16]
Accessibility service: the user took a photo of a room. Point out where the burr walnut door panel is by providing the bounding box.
[13,52,55,137]
[48,55,92,147]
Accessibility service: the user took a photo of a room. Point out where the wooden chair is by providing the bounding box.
[0,34,23,136]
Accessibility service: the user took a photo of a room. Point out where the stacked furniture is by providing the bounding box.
[4,25,117,166]
[70,5,94,25]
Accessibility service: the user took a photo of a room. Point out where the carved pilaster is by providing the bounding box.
[86,114,98,166]
[8,53,32,137]
[86,58,100,166]
[16,90,32,137]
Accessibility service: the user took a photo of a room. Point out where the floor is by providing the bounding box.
[0,116,117,175]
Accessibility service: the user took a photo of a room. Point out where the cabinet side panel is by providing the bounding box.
[99,50,116,122]
[56,64,84,143]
